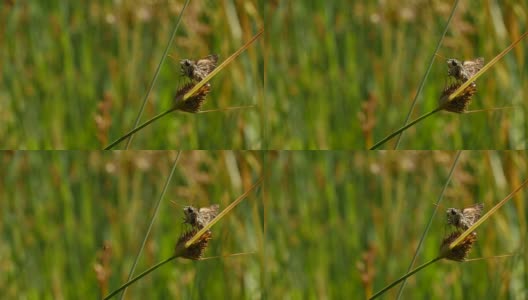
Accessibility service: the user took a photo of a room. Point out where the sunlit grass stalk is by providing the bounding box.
[370,177,528,300]
[198,105,256,113]
[181,176,263,248]
[371,30,528,150]
[445,177,528,250]
[180,28,264,102]
[441,31,528,103]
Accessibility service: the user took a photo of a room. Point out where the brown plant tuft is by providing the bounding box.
[173,82,211,113]
[175,228,212,260]
[439,231,477,261]
[438,82,477,113]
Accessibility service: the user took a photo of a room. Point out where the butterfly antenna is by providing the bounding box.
[170,200,185,208]
[433,202,445,209]
[168,53,178,62]
[435,53,447,60]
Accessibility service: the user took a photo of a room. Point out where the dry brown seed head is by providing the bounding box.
[439,231,477,261]
[438,82,477,113]
[173,82,211,113]
[175,228,212,260]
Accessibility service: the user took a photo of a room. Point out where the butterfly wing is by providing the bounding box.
[198,204,220,225]
[195,54,219,78]
[462,203,483,225]
[462,57,484,77]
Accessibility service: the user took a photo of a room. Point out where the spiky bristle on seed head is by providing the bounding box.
[175,228,212,260]
[439,231,477,261]
[439,82,477,113]
[173,82,211,113]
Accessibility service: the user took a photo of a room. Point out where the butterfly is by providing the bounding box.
[446,203,484,231]
[183,204,220,229]
[446,57,484,82]
[180,54,219,82]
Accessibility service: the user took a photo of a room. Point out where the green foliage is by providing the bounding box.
[1,1,262,149]
[1,151,526,298]
[264,1,527,149]
[0,151,263,299]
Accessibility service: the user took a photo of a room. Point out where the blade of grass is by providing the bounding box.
[124,0,191,149]
[104,109,175,150]
[463,106,514,113]
[370,257,443,300]
[369,107,443,149]
[119,152,181,300]
[396,151,462,298]
[103,255,177,300]
[199,251,256,260]
[394,0,460,149]
[197,105,256,113]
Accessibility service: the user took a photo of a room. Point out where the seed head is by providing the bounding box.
[438,82,477,113]
[173,82,211,113]
[175,228,212,260]
[439,231,477,261]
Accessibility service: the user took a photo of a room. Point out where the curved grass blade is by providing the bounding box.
[396,151,462,298]
[119,152,181,299]
[369,107,443,149]
[394,0,460,149]
[125,0,191,149]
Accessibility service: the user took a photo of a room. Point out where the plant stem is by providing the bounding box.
[103,255,177,300]
[124,0,191,149]
[370,107,443,150]
[104,108,176,150]
[369,256,442,300]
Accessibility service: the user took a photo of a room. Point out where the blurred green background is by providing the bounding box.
[1,1,263,149]
[265,151,527,298]
[264,1,528,149]
[2,150,527,298]
[0,151,264,299]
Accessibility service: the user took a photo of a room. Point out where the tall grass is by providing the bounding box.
[264,1,527,149]
[1,151,526,298]
[263,151,526,298]
[1,1,262,149]
[0,151,263,298]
